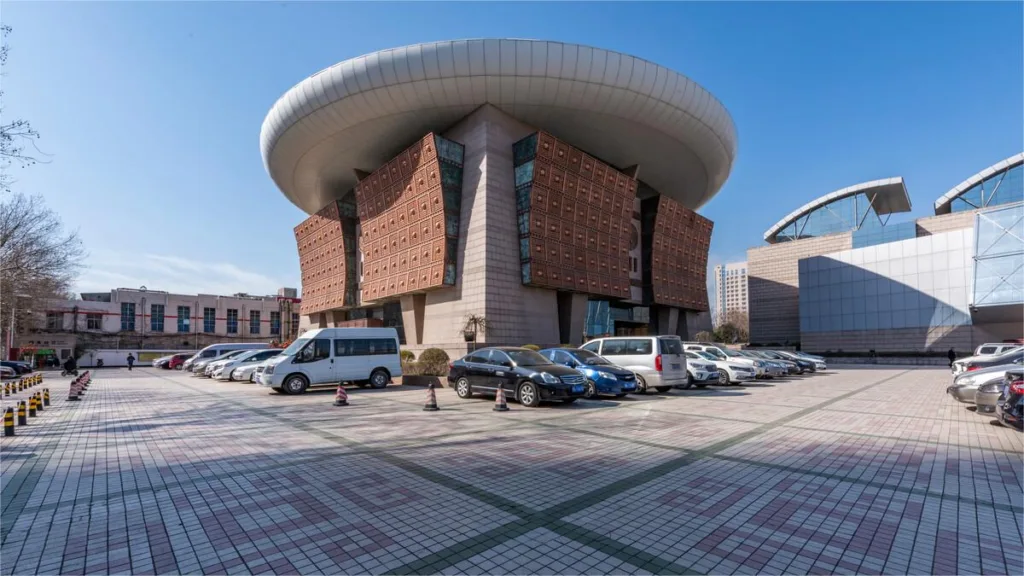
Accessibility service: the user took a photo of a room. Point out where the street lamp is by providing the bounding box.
[6,292,31,362]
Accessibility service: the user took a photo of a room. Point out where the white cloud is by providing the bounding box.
[75,250,299,297]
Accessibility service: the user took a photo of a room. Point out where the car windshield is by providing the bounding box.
[282,338,310,356]
[572,349,611,365]
[696,351,718,361]
[720,348,743,358]
[506,350,553,367]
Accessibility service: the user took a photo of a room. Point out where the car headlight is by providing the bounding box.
[264,365,274,374]
[540,372,560,384]
[957,377,976,386]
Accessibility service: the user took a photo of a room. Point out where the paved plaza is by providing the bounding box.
[1,367,1021,575]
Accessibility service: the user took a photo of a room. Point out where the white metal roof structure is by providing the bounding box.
[261,39,738,215]
[933,152,1024,215]
[763,177,911,243]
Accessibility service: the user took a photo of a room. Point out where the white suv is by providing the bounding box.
[684,344,768,377]
[689,350,756,385]
[581,336,689,393]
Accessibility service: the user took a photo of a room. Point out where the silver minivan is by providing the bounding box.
[580,336,688,393]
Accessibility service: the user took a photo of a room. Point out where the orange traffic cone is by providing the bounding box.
[423,383,440,411]
[333,384,349,406]
[493,384,509,412]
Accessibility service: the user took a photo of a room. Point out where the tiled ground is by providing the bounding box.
[1,366,1021,575]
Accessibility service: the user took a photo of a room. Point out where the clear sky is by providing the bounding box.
[2,2,1021,307]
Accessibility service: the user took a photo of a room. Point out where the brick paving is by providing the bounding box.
[1,366,1021,575]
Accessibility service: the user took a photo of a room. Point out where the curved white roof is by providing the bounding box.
[260,39,738,214]
[763,177,911,243]
[933,152,1024,215]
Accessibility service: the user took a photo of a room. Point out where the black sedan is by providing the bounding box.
[1,361,33,375]
[448,347,587,407]
[996,368,1024,431]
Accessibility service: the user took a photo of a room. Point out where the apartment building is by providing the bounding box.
[714,262,748,325]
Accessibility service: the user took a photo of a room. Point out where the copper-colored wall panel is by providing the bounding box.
[514,131,635,299]
[294,200,349,316]
[356,133,464,304]
[651,196,713,310]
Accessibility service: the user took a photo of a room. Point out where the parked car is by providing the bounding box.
[953,348,1024,375]
[1,360,33,375]
[690,350,756,384]
[212,349,282,381]
[0,365,16,379]
[775,350,827,371]
[449,347,586,407]
[736,350,787,378]
[754,350,804,374]
[975,381,1004,414]
[973,343,1021,356]
[166,353,192,370]
[947,361,1022,404]
[182,342,271,371]
[995,368,1024,431]
[764,351,814,373]
[195,350,250,376]
[152,355,174,369]
[232,359,272,383]
[258,327,402,394]
[680,352,724,386]
[582,336,688,393]
[684,344,768,378]
[539,348,637,398]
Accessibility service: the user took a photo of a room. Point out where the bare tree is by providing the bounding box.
[1,193,84,358]
[1,25,44,193]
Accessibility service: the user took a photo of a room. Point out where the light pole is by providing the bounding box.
[7,292,31,362]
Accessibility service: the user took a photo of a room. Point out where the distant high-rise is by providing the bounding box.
[714,262,748,325]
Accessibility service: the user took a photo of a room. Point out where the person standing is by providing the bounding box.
[947,347,956,368]
[127,353,136,371]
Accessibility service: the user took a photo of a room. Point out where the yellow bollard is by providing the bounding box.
[17,401,27,425]
[28,395,37,418]
[3,407,13,437]
[43,388,50,406]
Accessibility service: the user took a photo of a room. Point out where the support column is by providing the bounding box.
[557,292,589,346]
[401,294,426,346]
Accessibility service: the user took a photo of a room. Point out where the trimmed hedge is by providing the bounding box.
[400,350,416,362]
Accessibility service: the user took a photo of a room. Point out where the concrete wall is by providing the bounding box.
[747,232,852,344]
[915,209,978,236]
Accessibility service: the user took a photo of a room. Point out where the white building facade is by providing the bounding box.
[714,261,748,325]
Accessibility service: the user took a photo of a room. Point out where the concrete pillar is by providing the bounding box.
[653,306,679,336]
[557,292,589,345]
[400,294,426,345]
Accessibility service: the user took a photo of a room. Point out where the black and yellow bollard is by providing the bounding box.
[16,380,22,392]
[35,392,43,412]
[17,401,27,426]
[3,382,9,396]
[43,388,50,406]
[28,395,37,418]
[3,407,14,437]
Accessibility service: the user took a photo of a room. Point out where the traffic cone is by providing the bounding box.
[3,407,14,437]
[17,401,27,425]
[493,384,510,412]
[43,388,50,406]
[68,380,80,402]
[423,383,440,411]
[333,384,349,406]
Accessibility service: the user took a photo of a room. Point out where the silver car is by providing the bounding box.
[946,362,1019,404]
[581,336,689,393]
[975,381,1003,414]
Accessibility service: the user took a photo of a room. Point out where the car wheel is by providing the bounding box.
[369,369,389,389]
[518,381,540,407]
[283,374,308,395]
[249,374,254,383]
[655,386,672,393]
[635,375,648,394]
[685,371,695,389]
[584,380,598,399]
[455,377,472,399]
[227,372,234,382]
[717,370,729,386]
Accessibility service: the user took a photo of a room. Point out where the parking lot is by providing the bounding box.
[1,367,1022,575]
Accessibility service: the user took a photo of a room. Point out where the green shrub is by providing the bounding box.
[559,343,577,348]
[416,348,450,376]
[400,350,416,362]
[522,344,540,351]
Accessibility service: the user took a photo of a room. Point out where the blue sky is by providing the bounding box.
[3,2,1021,306]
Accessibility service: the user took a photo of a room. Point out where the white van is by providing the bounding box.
[973,343,1021,357]
[182,342,270,371]
[580,336,689,393]
[258,327,402,394]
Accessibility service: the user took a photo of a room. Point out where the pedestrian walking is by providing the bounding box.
[947,347,956,368]
[127,353,136,371]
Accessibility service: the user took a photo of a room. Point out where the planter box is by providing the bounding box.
[401,375,446,387]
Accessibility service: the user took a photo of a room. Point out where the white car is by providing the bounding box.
[231,360,272,383]
[684,344,768,377]
[973,343,1021,356]
[212,349,282,381]
[684,353,719,387]
[953,347,1022,375]
[689,350,756,385]
[198,350,250,377]
[0,365,16,379]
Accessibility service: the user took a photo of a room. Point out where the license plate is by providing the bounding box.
[624,383,635,390]
[572,384,584,394]
[671,363,681,370]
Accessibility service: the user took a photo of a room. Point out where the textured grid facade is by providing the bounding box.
[512,131,636,299]
[295,201,348,315]
[650,196,712,310]
[355,133,464,303]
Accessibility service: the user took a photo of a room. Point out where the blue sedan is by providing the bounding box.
[540,348,637,398]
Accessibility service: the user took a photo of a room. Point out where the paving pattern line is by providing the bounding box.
[161,369,914,575]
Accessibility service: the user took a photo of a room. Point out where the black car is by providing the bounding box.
[772,351,816,373]
[996,368,1024,431]
[448,347,588,407]
[1,361,33,375]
